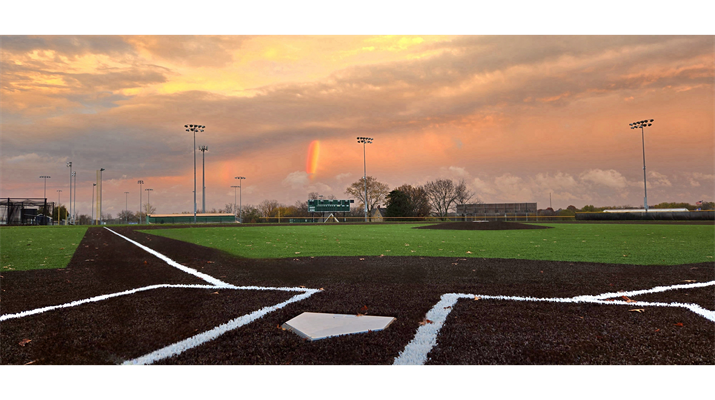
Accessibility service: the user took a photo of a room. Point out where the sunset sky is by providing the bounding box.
[2,12,714,217]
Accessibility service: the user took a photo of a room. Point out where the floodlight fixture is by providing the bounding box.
[186,124,206,223]
[145,188,153,216]
[199,146,209,212]
[356,136,374,222]
[137,180,144,224]
[234,176,246,222]
[628,118,655,212]
[124,191,130,224]
[66,162,73,225]
[40,175,51,199]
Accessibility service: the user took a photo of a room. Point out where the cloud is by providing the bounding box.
[647,171,672,188]
[282,171,309,189]
[579,169,629,189]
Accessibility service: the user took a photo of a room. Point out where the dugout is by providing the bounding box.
[147,213,237,224]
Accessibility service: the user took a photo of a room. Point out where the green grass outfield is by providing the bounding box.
[0,225,88,271]
[1,223,712,271]
[142,223,714,266]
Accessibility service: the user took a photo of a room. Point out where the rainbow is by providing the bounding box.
[306,140,320,180]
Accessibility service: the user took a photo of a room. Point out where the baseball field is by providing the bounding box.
[1,221,713,366]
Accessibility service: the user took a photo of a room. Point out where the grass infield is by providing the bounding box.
[141,223,714,266]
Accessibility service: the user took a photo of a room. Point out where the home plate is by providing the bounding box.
[282,312,395,341]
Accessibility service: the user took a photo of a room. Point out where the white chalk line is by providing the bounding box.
[394,280,715,365]
[104,227,231,287]
[124,289,319,365]
[2,227,322,365]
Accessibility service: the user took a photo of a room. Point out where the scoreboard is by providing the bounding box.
[308,199,354,212]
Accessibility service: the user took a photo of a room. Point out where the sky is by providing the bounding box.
[1,10,714,218]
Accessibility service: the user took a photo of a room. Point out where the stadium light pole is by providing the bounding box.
[199,146,208,213]
[231,185,239,221]
[56,190,62,223]
[92,184,96,225]
[40,176,51,200]
[137,180,144,224]
[234,176,245,223]
[66,162,72,225]
[99,168,105,224]
[629,119,654,212]
[356,137,373,222]
[185,124,205,223]
[124,191,129,224]
[72,171,77,224]
[145,188,153,218]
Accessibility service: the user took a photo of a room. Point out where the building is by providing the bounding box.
[456,202,537,217]
[146,213,237,224]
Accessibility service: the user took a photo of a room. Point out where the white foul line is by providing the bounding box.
[1,227,322,365]
[393,280,715,365]
[104,227,232,287]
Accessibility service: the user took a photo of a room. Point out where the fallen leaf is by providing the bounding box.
[474,296,481,301]
[419,319,433,325]
[212,291,219,294]
[655,329,660,332]
[359,305,369,314]
[319,288,324,291]
[359,258,365,261]
[682,280,696,283]
[276,324,286,331]
[621,296,636,303]
[144,261,148,264]
[466,251,472,254]
[356,313,365,317]
[294,252,300,254]
[674,322,684,327]
[23,360,37,365]
[629,309,645,313]
[19,339,31,347]
[206,261,214,264]
[443,306,452,310]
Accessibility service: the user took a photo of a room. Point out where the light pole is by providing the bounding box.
[231,185,239,221]
[629,119,654,212]
[99,168,105,224]
[185,124,205,223]
[124,191,129,224]
[235,176,245,223]
[72,171,77,224]
[356,137,373,222]
[137,180,144,224]
[40,176,51,199]
[145,188,153,218]
[56,189,62,223]
[66,162,72,224]
[199,145,208,213]
[92,183,96,225]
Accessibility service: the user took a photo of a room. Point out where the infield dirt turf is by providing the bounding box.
[1,222,713,365]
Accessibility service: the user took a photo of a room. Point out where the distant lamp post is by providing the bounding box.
[629,119,654,212]
[124,191,130,224]
[99,168,105,224]
[72,171,77,225]
[137,180,144,224]
[66,162,72,224]
[56,189,63,223]
[145,188,153,219]
[40,176,51,199]
[234,176,245,223]
[356,137,373,222]
[92,183,97,225]
[185,124,205,223]
[199,146,208,213]
[231,185,240,221]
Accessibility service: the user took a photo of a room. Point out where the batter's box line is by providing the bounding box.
[393,280,715,365]
[1,227,322,365]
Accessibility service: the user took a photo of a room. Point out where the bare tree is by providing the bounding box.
[345,176,390,217]
[424,178,474,217]
[258,199,280,217]
[143,203,157,215]
[395,184,432,217]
